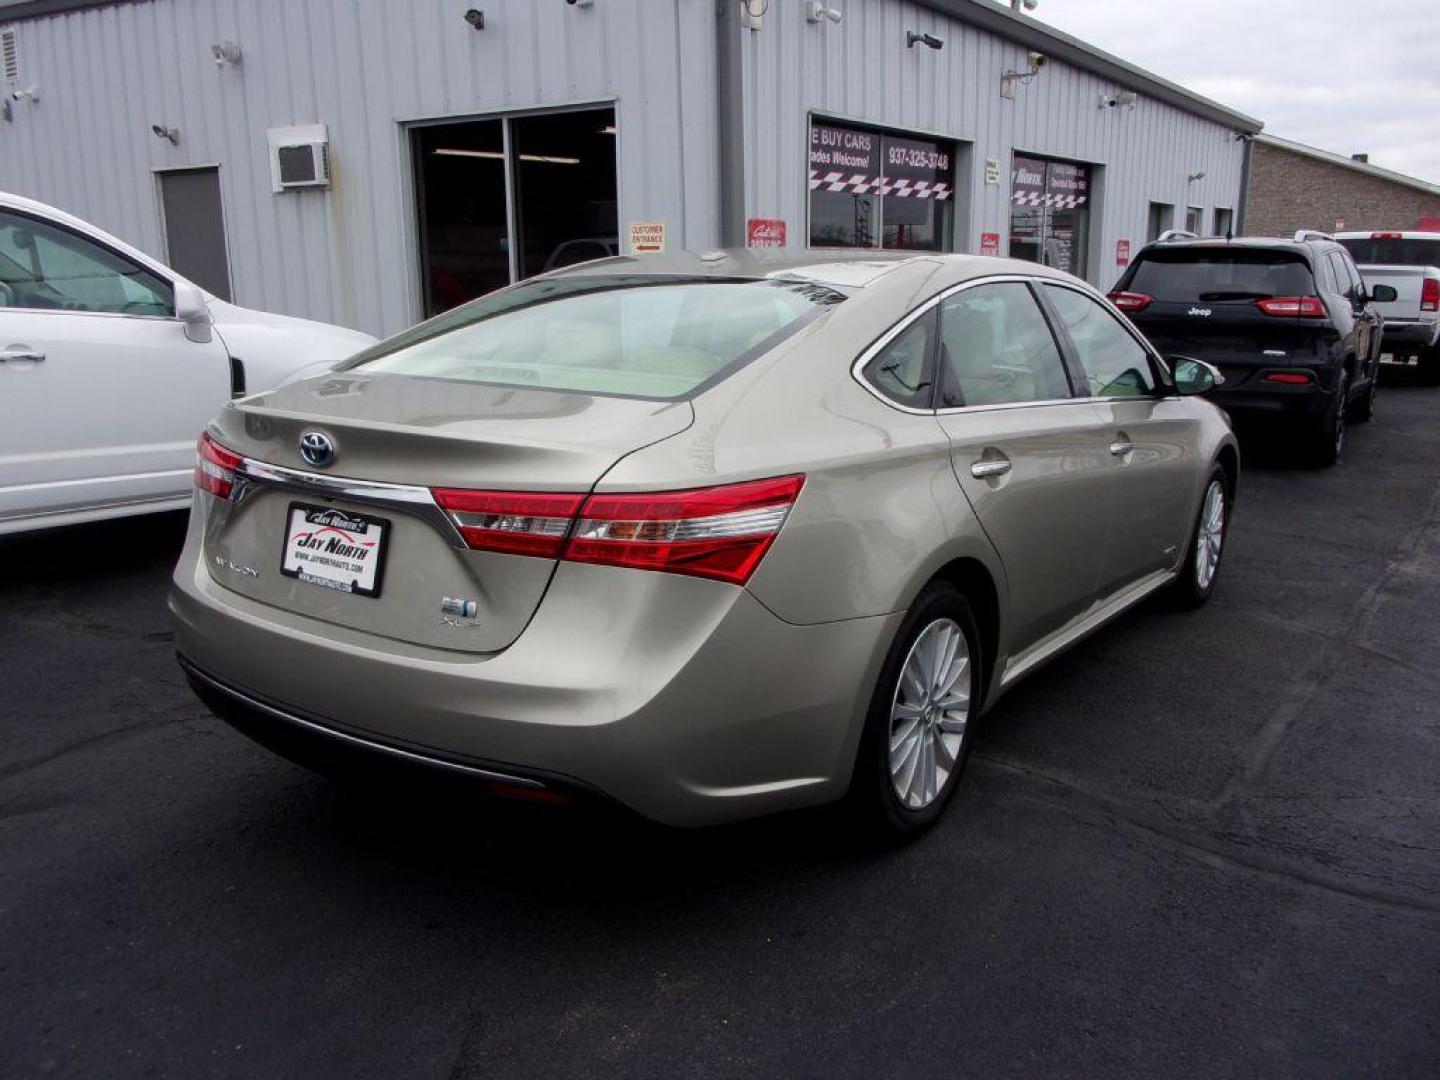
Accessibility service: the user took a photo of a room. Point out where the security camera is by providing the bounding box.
[1027,51,1047,70]
[463,8,485,28]
[906,31,944,50]
[565,0,594,6]
[807,1,842,23]
[1099,93,1118,109]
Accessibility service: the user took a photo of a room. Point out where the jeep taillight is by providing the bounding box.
[1107,291,1152,313]
[195,432,242,500]
[431,475,805,585]
[1422,277,1439,313]
[1255,296,1326,318]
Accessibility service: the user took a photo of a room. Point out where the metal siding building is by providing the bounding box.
[0,0,1260,338]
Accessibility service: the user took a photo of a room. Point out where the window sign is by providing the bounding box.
[1008,154,1091,277]
[808,120,955,252]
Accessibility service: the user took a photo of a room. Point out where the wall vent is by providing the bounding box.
[1,29,19,84]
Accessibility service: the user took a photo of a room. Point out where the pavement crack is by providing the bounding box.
[0,716,186,785]
[975,753,1440,918]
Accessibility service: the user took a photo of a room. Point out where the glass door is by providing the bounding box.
[1008,155,1092,277]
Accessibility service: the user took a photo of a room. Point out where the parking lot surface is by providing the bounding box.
[3,374,1439,1079]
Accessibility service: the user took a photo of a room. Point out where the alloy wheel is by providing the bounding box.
[888,618,971,810]
[1195,479,1226,590]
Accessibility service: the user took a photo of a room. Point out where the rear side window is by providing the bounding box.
[862,309,936,410]
[1126,249,1314,301]
[351,277,846,400]
[1043,285,1156,398]
[937,282,1071,408]
[1337,237,1440,267]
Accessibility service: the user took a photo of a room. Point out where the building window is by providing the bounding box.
[808,119,955,252]
[1214,206,1234,237]
[1185,206,1203,234]
[1147,202,1175,241]
[1008,154,1092,277]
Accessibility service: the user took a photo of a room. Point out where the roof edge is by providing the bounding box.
[0,0,147,21]
[1255,133,1440,197]
[919,0,1264,134]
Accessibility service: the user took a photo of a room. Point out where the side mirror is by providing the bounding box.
[174,281,214,344]
[1370,284,1398,303]
[1171,356,1223,396]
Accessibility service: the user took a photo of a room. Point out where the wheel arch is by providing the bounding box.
[927,556,1001,707]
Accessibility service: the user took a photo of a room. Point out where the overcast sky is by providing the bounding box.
[1032,0,1440,184]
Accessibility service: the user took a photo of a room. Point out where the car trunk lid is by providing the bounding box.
[200,372,693,654]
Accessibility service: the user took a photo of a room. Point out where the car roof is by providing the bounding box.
[546,249,1086,291]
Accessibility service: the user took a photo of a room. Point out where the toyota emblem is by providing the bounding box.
[298,431,334,468]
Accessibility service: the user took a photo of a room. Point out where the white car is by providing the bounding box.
[0,192,376,535]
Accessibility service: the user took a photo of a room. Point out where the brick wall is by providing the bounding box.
[1245,140,1440,237]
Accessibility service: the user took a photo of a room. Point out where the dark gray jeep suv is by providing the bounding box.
[1109,231,1396,465]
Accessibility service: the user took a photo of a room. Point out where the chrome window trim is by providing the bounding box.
[852,273,1120,416]
[230,455,466,547]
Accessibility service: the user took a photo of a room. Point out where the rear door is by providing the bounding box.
[0,206,230,527]
[931,278,1115,651]
[1040,282,1197,596]
[1118,247,1328,384]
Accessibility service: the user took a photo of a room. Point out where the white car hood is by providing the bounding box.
[208,299,376,394]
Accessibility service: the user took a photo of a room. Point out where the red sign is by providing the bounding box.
[1116,239,1131,267]
[746,218,787,248]
[979,231,1000,256]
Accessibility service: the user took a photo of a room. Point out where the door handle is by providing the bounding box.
[0,348,45,363]
[1109,440,1134,457]
[970,459,1012,479]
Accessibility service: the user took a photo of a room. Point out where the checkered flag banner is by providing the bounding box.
[808,170,953,201]
[1012,191,1088,208]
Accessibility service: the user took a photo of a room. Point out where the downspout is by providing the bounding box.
[1236,134,1254,236]
[715,0,746,247]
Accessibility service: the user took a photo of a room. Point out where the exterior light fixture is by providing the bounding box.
[151,123,180,145]
[906,31,943,49]
[209,41,241,66]
[807,2,842,24]
[1187,171,1206,182]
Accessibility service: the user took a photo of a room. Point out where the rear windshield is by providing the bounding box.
[348,275,847,400]
[1337,238,1440,268]
[1126,250,1314,301]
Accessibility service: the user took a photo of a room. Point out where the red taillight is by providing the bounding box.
[1263,371,1314,385]
[1422,277,1439,313]
[1255,296,1326,318]
[438,475,805,583]
[432,489,584,558]
[195,431,242,499]
[568,475,805,585]
[1107,291,1152,313]
[1370,231,1402,240]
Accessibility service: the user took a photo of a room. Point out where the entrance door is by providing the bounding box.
[158,167,232,300]
[1008,155,1091,278]
[411,106,618,317]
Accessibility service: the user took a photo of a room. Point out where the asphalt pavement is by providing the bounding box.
[3,370,1438,1078]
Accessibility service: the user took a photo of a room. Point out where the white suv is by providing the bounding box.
[0,192,376,535]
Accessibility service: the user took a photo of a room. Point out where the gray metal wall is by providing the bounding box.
[0,0,718,336]
[740,0,1248,286]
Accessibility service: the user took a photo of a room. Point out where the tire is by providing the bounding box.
[1349,370,1377,423]
[848,582,983,843]
[1309,371,1347,467]
[1169,464,1230,607]
[1420,348,1440,387]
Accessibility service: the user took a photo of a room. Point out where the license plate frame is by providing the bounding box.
[279,502,390,599]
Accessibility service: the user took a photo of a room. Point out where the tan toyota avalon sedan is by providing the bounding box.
[171,251,1237,838]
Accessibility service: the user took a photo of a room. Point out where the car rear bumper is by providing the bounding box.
[170,532,899,827]
[1380,321,1439,350]
[1207,379,1333,422]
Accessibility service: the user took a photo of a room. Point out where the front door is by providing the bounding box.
[0,207,230,525]
[159,167,232,301]
[933,279,1115,653]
